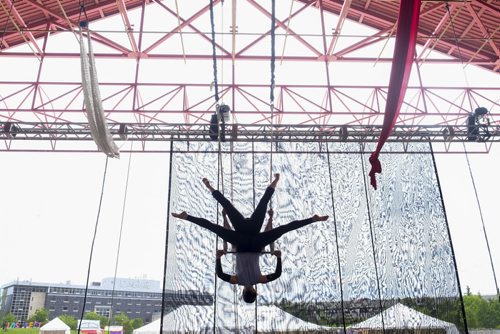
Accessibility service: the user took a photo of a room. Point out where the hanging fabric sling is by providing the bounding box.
[80,25,120,158]
[368,0,421,189]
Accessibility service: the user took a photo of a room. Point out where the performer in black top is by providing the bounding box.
[172,173,329,303]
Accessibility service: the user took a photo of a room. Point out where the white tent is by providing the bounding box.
[133,305,334,333]
[40,318,70,334]
[350,303,459,334]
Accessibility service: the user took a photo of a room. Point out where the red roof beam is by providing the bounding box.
[145,0,222,54]
[21,0,79,27]
[466,3,500,58]
[237,1,311,57]
[332,27,391,58]
[2,0,42,55]
[417,3,452,61]
[116,0,140,53]
[152,0,230,57]
[471,0,500,16]
[327,0,352,55]
[246,0,322,57]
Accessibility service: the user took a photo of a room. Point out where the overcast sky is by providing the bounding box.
[0,1,498,298]
[0,144,498,297]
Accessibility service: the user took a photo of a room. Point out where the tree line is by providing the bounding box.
[1,310,143,334]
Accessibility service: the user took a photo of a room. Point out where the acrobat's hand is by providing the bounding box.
[222,209,227,216]
[272,250,281,258]
[216,249,226,258]
[172,212,188,220]
[312,215,329,222]
[267,208,274,217]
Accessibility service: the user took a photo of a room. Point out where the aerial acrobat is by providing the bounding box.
[172,173,329,303]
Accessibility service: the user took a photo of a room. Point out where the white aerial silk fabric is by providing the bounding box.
[80,30,120,158]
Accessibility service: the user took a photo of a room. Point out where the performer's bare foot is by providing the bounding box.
[312,215,329,222]
[202,178,216,193]
[270,173,280,189]
[172,211,188,220]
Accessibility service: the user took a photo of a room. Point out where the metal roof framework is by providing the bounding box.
[0,0,498,152]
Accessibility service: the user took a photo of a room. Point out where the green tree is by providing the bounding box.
[59,314,77,330]
[112,313,129,326]
[1,313,16,324]
[83,312,101,321]
[83,312,108,328]
[477,300,500,329]
[463,294,484,328]
[130,318,143,329]
[112,313,131,334]
[28,308,49,323]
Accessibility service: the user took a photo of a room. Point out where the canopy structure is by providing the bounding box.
[39,318,70,334]
[133,305,333,333]
[350,303,459,334]
[0,0,498,152]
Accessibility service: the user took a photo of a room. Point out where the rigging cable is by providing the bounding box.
[463,145,499,301]
[269,0,277,207]
[430,143,470,331]
[209,1,229,329]
[77,156,109,334]
[325,143,346,332]
[160,139,175,334]
[256,1,278,330]
[360,149,386,332]
[445,1,499,303]
[108,142,134,331]
[209,0,220,103]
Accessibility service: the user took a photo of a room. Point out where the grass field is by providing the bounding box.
[2,329,79,334]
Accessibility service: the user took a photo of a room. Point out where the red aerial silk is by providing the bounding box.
[369,0,421,189]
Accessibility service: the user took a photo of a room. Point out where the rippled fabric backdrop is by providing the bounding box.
[165,141,466,333]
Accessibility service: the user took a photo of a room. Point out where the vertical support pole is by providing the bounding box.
[360,146,386,332]
[160,139,174,334]
[431,143,469,334]
[325,143,346,333]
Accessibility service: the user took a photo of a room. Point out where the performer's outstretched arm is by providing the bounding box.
[216,250,237,284]
[260,250,282,283]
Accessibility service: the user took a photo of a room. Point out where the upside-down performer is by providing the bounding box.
[172,173,329,303]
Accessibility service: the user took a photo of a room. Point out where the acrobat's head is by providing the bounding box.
[242,286,257,304]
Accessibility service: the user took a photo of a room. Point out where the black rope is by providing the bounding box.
[325,143,346,333]
[212,141,221,333]
[445,3,465,66]
[78,0,89,26]
[109,143,134,330]
[359,148,386,332]
[251,140,258,332]
[78,156,109,334]
[446,1,498,303]
[270,0,276,104]
[160,139,175,334]
[0,0,15,50]
[430,143,470,332]
[209,0,220,102]
[463,144,500,302]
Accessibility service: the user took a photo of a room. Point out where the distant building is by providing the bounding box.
[0,278,213,323]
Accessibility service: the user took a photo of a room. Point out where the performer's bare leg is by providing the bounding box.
[264,209,275,252]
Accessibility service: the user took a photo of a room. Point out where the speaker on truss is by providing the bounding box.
[3,122,19,139]
[339,125,348,142]
[209,114,219,141]
[118,124,128,141]
[231,124,238,140]
[442,125,455,141]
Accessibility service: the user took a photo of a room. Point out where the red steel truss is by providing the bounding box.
[0,0,498,152]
